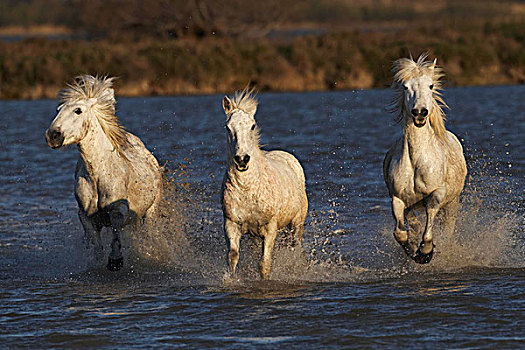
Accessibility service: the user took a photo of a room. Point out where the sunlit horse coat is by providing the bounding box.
[221,90,308,279]
[45,75,162,270]
[383,55,467,263]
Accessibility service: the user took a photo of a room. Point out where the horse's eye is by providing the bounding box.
[251,124,256,131]
[74,108,82,115]
[429,84,434,90]
[403,85,408,90]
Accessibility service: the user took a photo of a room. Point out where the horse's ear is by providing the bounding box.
[223,96,233,115]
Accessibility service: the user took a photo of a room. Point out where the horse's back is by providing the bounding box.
[266,150,306,186]
[124,133,160,166]
[265,149,308,223]
[124,133,160,174]
[117,132,162,217]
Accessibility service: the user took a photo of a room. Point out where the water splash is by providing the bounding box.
[127,166,193,270]
[63,151,524,285]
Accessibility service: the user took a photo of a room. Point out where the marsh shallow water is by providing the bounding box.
[1,86,524,348]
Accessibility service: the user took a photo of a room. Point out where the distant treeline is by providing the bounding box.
[0,0,522,40]
[0,0,523,98]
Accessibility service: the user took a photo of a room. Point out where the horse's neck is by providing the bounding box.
[78,121,120,178]
[403,117,437,160]
[227,151,265,189]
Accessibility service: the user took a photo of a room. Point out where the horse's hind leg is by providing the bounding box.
[144,200,159,226]
[289,212,305,249]
[291,223,304,248]
[442,197,460,238]
[107,200,129,271]
[391,196,413,257]
[290,217,309,267]
[78,210,103,261]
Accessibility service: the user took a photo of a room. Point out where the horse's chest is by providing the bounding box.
[414,164,439,193]
[391,156,444,200]
[391,158,435,200]
[75,173,127,216]
[224,188,274,224]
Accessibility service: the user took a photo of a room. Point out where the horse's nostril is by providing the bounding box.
[411,109,419,116]
[50,130,61,141]
[420,108,428,116]
[46,129,64,147]
[234,154,250,168]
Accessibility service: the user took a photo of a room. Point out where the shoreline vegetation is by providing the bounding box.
[0,0,523,99]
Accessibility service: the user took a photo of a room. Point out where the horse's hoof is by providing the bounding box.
[107,257,123,271]
[412,245,434,264]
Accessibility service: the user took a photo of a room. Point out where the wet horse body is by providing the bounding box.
[383,55,467,263]
[46,75,161,270]
[75,130,161,265]
[221,90,308,279]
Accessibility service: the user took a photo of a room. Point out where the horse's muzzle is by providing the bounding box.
[413,116,427,127]
[45,128,64,149]
[234,154,250,172]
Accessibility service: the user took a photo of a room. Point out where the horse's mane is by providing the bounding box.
[59,75,131,156]
[228,87,258,117]
[225,86,262,147]
[388,54,448,141]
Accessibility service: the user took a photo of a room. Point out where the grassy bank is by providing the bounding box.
[0,20,524,99]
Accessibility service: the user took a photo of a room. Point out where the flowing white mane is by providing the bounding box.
[389,54,448,140]
[59,75,131,155]
[226,87,258,116]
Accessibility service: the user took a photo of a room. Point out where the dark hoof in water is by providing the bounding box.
[412,246,434,264]
[107,257,123,271]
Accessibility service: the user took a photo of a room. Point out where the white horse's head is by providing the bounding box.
[402,61,435,127]
[222,88,259,172]
[390,54,447,136]
[46,75,129,154]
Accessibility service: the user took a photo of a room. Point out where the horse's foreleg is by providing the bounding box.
[442,197,460,238]
[260,221,278,280]
[413,188,446,264]
[225,218,242,276]
[291,223,304,248]
[290,219,309,265]
[78,210,103,261]
[107,201,129,271]
[392,196,413,256]
[290,211,305,249]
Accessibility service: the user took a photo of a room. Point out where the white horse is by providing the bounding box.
[45,75,162,271]
[221,89,308,279]
[383,55,467,264]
